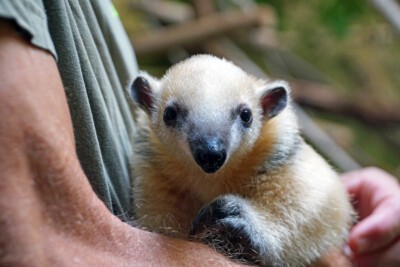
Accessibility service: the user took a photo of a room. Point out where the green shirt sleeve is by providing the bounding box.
[0,0,57,58]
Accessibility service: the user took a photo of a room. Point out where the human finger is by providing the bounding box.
[348,198,400,254]
[352,237,400,267]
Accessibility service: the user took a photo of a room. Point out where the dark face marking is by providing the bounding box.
[231,104,253,128]
[188,133,228,173]
[239,108,252,127]
[163,103,188,128]
[163,106,178,126]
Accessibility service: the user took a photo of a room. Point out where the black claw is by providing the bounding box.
[190,196,243,236]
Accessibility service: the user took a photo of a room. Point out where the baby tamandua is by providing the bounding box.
[129,55,353,266]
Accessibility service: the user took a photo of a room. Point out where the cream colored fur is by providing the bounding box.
[130,55,353,267]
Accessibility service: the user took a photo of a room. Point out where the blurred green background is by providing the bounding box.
[114,0,400,177]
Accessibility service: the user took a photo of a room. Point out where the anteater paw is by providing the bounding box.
[189,195,265,265]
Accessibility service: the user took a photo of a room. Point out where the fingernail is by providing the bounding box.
[343,245,352,258]
[356,238,370,253]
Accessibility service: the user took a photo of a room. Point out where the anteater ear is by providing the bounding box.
[259,81,289,119]
[130,73,160,114]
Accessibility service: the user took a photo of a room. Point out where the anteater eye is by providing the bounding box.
[240,108,252,127]
[163,106,178,126]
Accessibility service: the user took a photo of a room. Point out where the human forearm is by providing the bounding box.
[0,19,115,265]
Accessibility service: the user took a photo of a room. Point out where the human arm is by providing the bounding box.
[341,167,400,267]
[0,20,239,266]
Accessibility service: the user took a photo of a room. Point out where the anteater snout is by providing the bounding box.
[191,137,227,173]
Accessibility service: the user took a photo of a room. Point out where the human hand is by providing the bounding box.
[341,167,400,267]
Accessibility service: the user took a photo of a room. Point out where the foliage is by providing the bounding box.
[257,0,368,37]
[318,1,368,37]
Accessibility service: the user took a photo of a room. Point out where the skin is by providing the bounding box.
[341,167,400,267]
[0,20,240,267]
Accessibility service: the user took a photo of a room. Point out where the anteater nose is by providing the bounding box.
[195,147,227,173]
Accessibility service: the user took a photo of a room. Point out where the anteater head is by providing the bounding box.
[130,55,290,174]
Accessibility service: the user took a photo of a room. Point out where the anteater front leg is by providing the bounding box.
[189,195,278,266]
